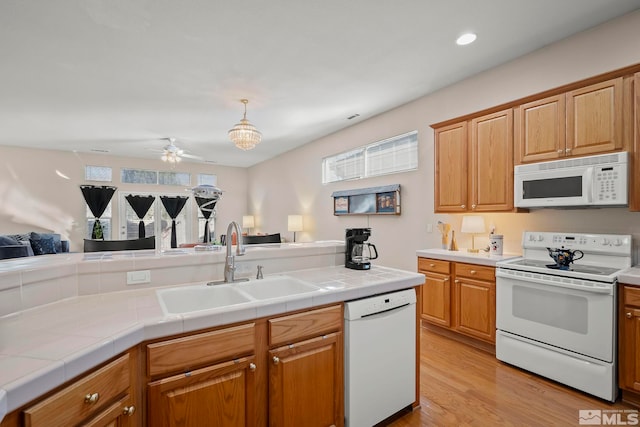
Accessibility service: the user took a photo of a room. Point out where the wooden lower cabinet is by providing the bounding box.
[147,356,257,427]
[269,333,342,427]
[0,351,139,427]
[418,257,496,344]
[145,304,344,427]
[619,283,640,406]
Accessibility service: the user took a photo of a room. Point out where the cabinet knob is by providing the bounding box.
[429,263,435,267]
[454,279,459,284]
[470,270,477,275]
[557,149,564,154]
[249,363,256,371]
[471,204,476,209]
[627,312,633,319]
[565,148,572,153]
[84,393,100,405]
[123,406,136,417]
[461,205,466,209]
[444,277,449,282]
[272,356,280,365]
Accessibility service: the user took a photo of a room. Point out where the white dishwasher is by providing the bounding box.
[344,288,416,427]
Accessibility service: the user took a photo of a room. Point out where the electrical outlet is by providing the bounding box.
[127,270,151,285]
[427,223,433,233]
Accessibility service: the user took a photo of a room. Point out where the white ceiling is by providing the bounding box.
[1,0,639,167]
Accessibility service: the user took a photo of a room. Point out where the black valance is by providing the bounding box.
[80,185,117,239]
[160,196,189,248]
[125,195,155,238]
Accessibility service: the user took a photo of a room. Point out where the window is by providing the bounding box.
[197,174,217,186]
[118,192,194,249]
[158,171,191,186]
[85,166,112,182]
[121,169,157,184]
[86,203,112,239]
[322,131,418,184]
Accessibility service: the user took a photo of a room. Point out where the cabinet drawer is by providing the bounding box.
[269,305,342,347]
[147,322,255,377]
[24,353,130,427]
[624,285,640,307]
[418,258,450,275]
[455,263,495,282]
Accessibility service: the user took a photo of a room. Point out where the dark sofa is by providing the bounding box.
[0,232,70,260]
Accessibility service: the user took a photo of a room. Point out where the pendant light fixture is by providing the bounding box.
[228,99,262,151]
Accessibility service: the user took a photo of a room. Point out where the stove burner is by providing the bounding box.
[546,264,572,271]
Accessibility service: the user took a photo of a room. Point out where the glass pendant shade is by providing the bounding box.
[229,99,262,150]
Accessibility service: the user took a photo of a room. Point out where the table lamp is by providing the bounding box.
[460,215,485,253]
[288,215,303,242]
[242,215,255,235]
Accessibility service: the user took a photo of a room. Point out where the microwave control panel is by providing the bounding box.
[594,165,626,204]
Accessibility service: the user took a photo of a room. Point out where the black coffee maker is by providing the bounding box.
[345,228,378,270]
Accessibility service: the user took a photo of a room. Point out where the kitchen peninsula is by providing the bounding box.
[0,242,424,426]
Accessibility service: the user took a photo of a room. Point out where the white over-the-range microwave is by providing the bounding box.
[514,152,628,208]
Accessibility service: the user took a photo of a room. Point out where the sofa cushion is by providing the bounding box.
[29,233,56,255]
[0,245,31,260]
[0,235,20,247]
[9,233,31,243]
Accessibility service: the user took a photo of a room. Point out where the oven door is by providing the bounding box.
[496,268,615,362]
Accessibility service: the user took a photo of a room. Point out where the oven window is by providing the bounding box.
[522,176,582,199]
[512,285,588,334]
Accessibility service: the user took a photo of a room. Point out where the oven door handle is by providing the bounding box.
[496,269,613,295]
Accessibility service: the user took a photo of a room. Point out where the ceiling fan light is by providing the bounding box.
[229,99,262,151]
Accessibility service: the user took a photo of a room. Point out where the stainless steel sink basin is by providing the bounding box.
[157,284,252,315]
[235,275,319,300]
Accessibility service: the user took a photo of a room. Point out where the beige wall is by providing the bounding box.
[0,146,248,251]
[248,10,640,271]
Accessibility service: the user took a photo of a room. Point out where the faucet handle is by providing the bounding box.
[256,265,264,279]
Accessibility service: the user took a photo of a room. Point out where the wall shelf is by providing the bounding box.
[331,184,400,215]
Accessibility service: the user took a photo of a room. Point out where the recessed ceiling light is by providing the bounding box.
[456,33,477,46]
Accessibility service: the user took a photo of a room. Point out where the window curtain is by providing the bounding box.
[80,185,116,239]
[195,197,218,243]
[125,195,155,238]
[159,196,189,248]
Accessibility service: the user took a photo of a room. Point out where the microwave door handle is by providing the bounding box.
[584,167,594,203]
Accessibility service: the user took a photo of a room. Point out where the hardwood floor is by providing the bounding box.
[388,327,637,427]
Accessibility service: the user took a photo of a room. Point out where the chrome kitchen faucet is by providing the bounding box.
[224,221,246,283]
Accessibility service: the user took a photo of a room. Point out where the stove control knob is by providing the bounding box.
[613,238,623,246]
[601,238,610,246]
[536,235,544,242]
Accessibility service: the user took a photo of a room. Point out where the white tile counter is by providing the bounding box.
[416,248,521,266]
[618,266,640,286]
[0,242,424,422]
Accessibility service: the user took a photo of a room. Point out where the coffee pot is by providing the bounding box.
[345,228,379,270]
[546,247,584,268]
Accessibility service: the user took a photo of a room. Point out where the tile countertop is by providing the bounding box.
[0,264,424,421]
[618,266,640,286]
[416,248,521,267]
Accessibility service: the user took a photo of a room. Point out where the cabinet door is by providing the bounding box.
[434,121,468,212]
[454,277,495,343]
[470,109,514,212]
[566,78,623,157]
[147,356,256,427]
[421,272,451,327]
[515,94,566,164]
[269,332,343,427]
[620,305,640,392]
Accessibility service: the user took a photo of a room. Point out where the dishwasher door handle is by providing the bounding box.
[359,302,413,320]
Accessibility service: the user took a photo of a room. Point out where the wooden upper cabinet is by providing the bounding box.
[434,122,468,212]
[515,94,566,163]
[470,109,514,212]
[566,77,624,157]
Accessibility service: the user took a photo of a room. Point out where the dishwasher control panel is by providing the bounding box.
[344,288,416,320]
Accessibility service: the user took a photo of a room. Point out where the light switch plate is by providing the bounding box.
[127,270,151,285]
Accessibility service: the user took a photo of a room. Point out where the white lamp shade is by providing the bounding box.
[242,215,255,229]
[288,215,303,232]
[460,216,485,233]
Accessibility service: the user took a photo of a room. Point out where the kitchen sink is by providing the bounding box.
[157,284,252,315]
[235,276,320,300]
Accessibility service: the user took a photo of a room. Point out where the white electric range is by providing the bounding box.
[495,231,632,402]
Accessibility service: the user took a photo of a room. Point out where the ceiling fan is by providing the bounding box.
[152,138,204,163]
